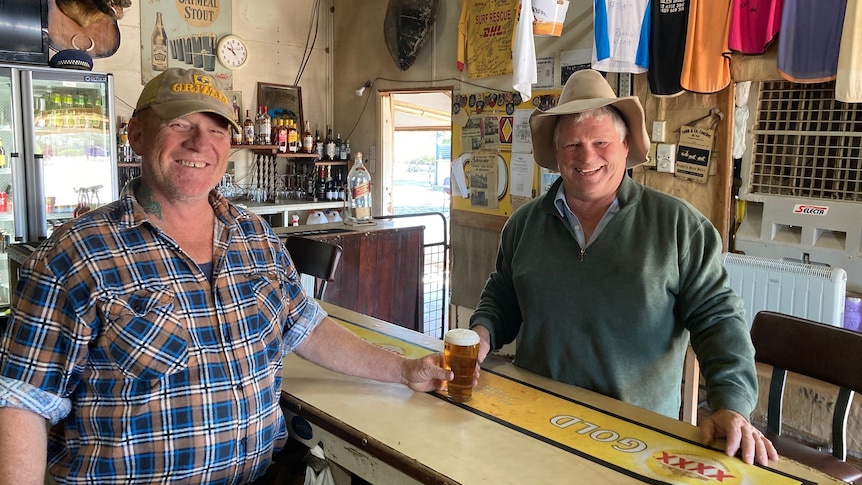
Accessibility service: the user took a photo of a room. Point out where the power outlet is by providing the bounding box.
[656,143,676,173]
[652,120,668,143]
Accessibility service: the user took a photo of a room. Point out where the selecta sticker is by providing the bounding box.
[792,204,829,215]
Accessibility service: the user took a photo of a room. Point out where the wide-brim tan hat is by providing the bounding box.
[135,68,241,133]
[530,69,649,170]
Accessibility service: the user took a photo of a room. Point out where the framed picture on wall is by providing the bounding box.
[257,82,303,130]
[226,90,242,123]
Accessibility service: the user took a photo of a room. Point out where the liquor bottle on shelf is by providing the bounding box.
[315,165,326,202]
[302,120,314,154]
[288,120,299,153]
[325,166,335,201]
[231,125,242,145]
[270,116,280,148]
[347,151,372,222]
[243,109,255,145]
[324,127,336,161]
[341,139,351,162]
[334,133,343,160]
[256,106,271,145]
[314,129,324,159]
[151,12,168,71]
[335,166,346,201]
[276,118,288,153]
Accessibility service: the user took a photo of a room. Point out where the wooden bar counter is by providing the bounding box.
[275,221,424,331]
[281,302,845,485]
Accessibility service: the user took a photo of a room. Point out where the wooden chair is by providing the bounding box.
[285,236,343,300]
[750,311,862,483]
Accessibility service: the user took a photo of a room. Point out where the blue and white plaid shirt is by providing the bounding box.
[0,182,324,484]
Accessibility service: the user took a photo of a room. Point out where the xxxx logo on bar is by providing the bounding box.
[646,450,743,484]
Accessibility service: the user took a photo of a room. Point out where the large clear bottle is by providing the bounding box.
[347,151,372,222]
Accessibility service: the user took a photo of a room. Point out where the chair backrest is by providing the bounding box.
[285,236,343,300]
[750,311,862,463]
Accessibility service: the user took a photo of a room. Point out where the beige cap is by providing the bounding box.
[135,68,241,133]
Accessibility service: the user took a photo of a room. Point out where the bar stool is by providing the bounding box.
[750,311,862,484]
[285,236,343,300]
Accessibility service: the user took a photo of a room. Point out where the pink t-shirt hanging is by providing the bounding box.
[728,0,784,54]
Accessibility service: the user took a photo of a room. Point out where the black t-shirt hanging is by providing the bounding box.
[648,0,690,97]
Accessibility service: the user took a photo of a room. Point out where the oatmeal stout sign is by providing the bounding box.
[175,0,222,27]
[140,0,233,85]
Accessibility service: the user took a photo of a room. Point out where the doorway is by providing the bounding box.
[380,89,452,337]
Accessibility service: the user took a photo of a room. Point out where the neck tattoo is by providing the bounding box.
[135,183,164,221]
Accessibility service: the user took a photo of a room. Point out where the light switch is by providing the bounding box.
[652,121,668,143]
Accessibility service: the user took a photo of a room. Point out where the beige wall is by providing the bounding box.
[92,0,333,174]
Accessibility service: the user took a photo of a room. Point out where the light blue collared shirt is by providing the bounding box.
[553,183,620,248]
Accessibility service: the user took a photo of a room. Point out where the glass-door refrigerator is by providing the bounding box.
[0,64,117,307]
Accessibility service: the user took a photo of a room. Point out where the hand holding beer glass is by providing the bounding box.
[443,329,480,402]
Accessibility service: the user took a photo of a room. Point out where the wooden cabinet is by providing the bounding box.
[278,223,425,331]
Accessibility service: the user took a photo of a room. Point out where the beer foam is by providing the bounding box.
[445,328,480,346]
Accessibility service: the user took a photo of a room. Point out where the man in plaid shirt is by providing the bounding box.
[0,68,453,484]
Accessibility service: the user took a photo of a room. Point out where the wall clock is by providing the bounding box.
[216,34,248,69]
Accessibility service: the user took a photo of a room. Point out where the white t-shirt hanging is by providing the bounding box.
[592,0,651,73]
[513,0,537,102]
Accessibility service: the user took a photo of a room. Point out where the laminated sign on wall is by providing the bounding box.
[674,125,714,183]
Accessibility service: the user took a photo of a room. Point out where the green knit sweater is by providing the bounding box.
[471,176,757,419]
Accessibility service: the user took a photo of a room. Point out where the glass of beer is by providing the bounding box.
[444,328,480,402]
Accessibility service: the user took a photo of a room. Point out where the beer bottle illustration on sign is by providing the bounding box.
[151,12,168,71]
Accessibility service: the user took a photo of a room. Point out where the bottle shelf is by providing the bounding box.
[231,145,349,166]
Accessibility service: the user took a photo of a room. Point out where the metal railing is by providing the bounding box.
[375,212,449,339]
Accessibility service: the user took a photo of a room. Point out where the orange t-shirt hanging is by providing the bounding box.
[680,0,733,94]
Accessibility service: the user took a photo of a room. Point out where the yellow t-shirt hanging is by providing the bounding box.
[458,0,520,79]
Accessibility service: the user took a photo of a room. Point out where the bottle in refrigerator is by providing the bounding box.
[151,12,169,71]
[347,151,372,222]
[0,139,6,168]
[117,121,132,163]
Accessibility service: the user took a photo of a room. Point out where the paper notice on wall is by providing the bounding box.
[512,109,533,154]
[674,125,714,183]
[535,57,555,89]
[482,115,501,151]
[451,157,469,198]
[560,48,592,85]
[510,152,535,197]
[461,116,482,152]
[470,151,499,210]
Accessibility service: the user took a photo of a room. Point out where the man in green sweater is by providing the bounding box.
[470,69,778,467]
